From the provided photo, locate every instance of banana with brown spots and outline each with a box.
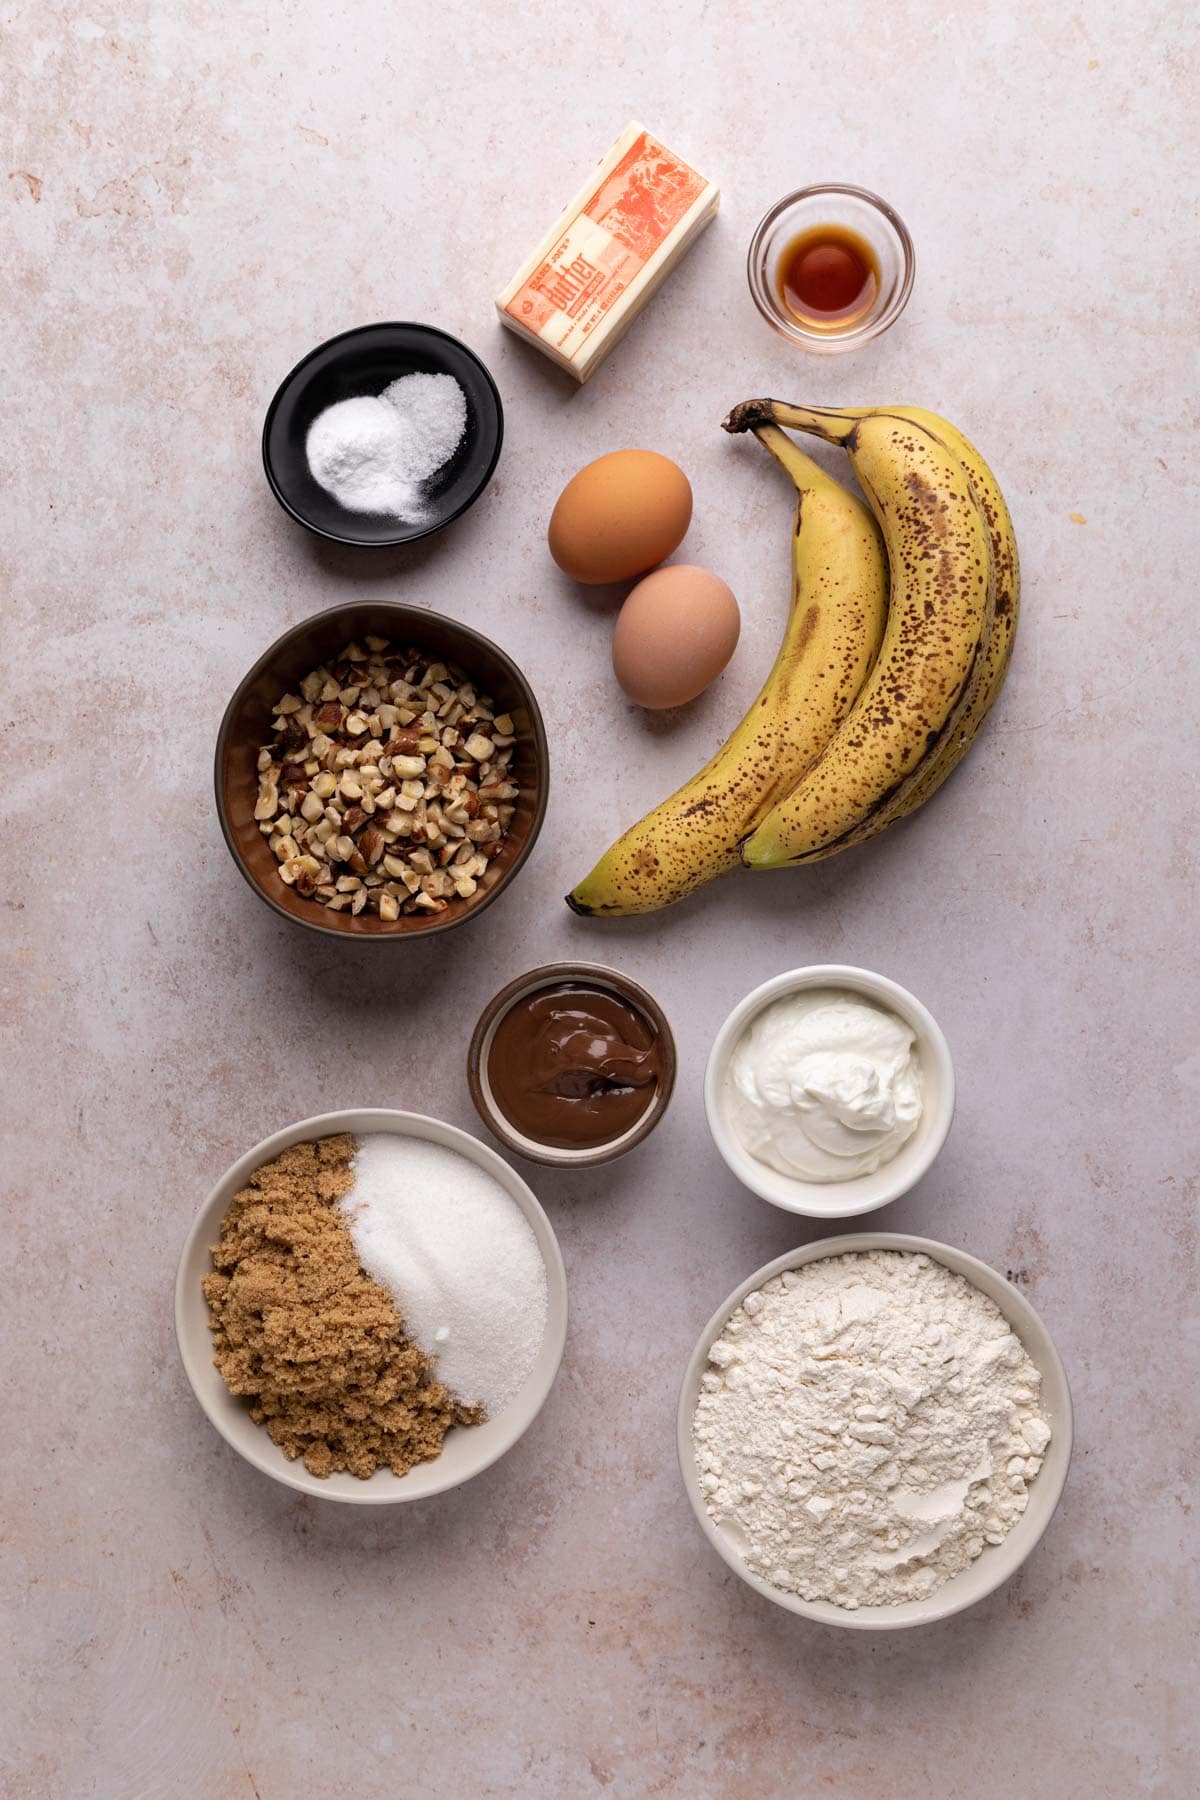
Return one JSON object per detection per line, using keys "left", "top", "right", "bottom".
{"left": 566, "top": 426, "right": 887, "bottom": 916}
{"left": 825, "top": 406, "right": 1019, "bottom": 848}
{"left": 740, "top": 405, "right": 1019, "bottom": 860}
{"left": 727, "top": 402, "right": 996, "bottom": 870}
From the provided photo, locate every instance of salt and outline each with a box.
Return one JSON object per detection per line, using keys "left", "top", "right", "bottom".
{"left": 381, "top": 373, "right": 468, "bottom": 480}
{"left": 341, "top": 1134, "right": 548, "bottom": 1415}
{"left": 304, "top": 372, "right": 467, "bottom": 521}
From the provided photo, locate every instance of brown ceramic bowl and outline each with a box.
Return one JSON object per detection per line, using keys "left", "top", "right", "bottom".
{"left": 215, "top": 602, "right": 548, "bottom": 938}
{"left": 467, "top": 962, "right": 677, "bottom": 1166}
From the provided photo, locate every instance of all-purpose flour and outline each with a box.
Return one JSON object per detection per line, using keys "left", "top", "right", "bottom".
{"left": 692, "top": 1250, "right": 1051, "bottom": 1609}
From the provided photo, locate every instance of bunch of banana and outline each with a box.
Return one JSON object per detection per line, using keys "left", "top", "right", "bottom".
{"left": 730, "top": 401, "right": 1012, "bottom": 867}
{"left": 566, "top": 428, "right": 888, "bottom": 915}
{"left": 566, "top": 401, "right": 1018, "bottom": 913}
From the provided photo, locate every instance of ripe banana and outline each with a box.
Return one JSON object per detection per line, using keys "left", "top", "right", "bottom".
{"left": 566, "top": 427, "right": 887, "bottom": 915}
{"left": 744, "top": 405, "right": 1019, "bottom": 860}
{"left": 727, "top": 401, "right": 996, "bottom": 869}
{"left": 860, "top": 407, "right": 1018, "bottom": 829}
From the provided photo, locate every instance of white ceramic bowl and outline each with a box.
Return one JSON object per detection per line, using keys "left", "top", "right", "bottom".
{"left": 704, "top": 964, "right": 955, "bottom": 1218}
{"left": 677, "top": 1233, "right": 1073, "bottom": 1629}
{"left": 175, "top": 1107, "right": 567, "bottom": 1504}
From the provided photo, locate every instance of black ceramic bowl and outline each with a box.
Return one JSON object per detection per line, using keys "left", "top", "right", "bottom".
{"left": 262, "top": 323, "right": 503, "bottom": 547}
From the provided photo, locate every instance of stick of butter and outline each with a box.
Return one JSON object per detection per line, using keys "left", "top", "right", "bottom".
{"left": 496, "top": 122, "right": 719, "bottom": 383}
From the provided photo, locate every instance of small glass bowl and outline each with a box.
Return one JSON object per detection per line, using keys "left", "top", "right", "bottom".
{"left": 747, "top": 184, "right": 915, "bottom": 354}
{"left": 467, "top": 963, "right": 676, "bottom": 1168}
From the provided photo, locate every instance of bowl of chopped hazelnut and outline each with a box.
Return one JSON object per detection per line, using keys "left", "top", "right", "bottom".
{"left": 215, "top": 603, "right": 549, "bottom": 936}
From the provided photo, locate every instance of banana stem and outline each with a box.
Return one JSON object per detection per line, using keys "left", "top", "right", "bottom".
{"left": 723, "top": 399, "right": 865, "bottom": 446}
{"left": 767, "top": 401, "right": 861, "bottom": 443}
{"left": 748, "top": 422, "right": 837, "bottom": 491}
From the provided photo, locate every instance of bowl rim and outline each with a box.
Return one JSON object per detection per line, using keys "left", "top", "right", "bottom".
{"left": 704, "top": 964, "right": 955, "bottom": 1217}
{"left": 676, "top": 1231, "right": 1074, "bottom": 1628}
{"left": 175, "top": 1106, "right": 568, "bottom": 1504}
{"left": 465, "top": 960, "right": 678, "bottom": 1166}
{"left": 213, "top": 599, "right": 549, "bottom": 940}
{"left": 746, "top": 183, "right": 916, "bottom": 354}
{"left": 261, "top": 319, "right": 504, "bottom": 547}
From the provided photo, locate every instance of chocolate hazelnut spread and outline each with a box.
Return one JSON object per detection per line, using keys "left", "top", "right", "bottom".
{"left": 487, "top": 983, "right": 664, "bottom": 1150}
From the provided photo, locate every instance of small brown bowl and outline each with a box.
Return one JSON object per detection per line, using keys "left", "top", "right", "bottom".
{"left": 467, "top": 962, "right": 677, "bottom": 1166}
{"left": 215, "top": 601, "right": 548, "bottom": 938}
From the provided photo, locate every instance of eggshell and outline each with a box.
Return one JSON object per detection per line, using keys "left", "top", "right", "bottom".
{"left": 612, "top": 566, "right": 740, "bottom": 709}
{"left": 548, "top": 450, "right": 692, "bottom": 585}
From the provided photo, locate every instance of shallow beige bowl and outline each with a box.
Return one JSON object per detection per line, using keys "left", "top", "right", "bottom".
{"left": 677, "top": 1233, "right": 1073, "bottom": 1629}
{"left": 176, "top": 1107, "right": 568, "bottom": 1504}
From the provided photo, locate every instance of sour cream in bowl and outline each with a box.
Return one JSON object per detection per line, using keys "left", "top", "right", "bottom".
{"left": 705, "top": 967, "right": 954, "bottom": 1218}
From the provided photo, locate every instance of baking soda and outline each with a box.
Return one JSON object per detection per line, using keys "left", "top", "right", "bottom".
{"left": 305, "top": 373, "right": 467, "bottom": 520}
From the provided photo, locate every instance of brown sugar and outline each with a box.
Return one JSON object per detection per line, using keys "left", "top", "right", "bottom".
{"left": 202, "top": 1134, "right": 481, "bottom": 1479}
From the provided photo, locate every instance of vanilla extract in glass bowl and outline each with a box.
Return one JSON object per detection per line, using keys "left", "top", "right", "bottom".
{"left": 778, "top": 223, "right": 880, "bottom": 330}
{"left": 747, "top": 184, "right": 915, "bottom": 353}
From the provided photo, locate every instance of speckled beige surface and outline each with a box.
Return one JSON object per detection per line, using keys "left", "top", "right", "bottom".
{"left": 5, "top": 4, "right": 1198, "bottom": 1796}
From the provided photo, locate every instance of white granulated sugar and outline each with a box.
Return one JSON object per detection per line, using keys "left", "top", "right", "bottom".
{"left": 342, "top": 1134, "right": 547, "bottom": 1415}
{"left": 692, "top": 1250, "right": 1051, "bottom": 1610}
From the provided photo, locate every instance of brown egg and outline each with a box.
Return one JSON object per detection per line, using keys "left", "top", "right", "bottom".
{"left": 612, "top": 565, "right": 740, "bottom": 709}
{"left": 548, "top": 450, "right": 692, "bottom": 585}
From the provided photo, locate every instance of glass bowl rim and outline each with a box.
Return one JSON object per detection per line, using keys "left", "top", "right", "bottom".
{"left": 746, "top": 183, "right": 916, "bottom": 351}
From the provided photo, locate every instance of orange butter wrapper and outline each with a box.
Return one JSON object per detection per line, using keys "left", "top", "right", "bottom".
{"left": 496, "top": 122, "right": 719, "bottom": 382}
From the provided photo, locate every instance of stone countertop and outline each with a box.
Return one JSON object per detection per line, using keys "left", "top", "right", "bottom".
{"left": 5, "top": 4, "right": 1197, "bottom": 1796}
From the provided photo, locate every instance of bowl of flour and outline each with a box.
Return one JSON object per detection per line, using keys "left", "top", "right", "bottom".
{"left": 678, "top": 1235, "right": 1072, "bottom": 1628}
{"left": 262, "top": 323, "right": 503, "bottom": 546}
